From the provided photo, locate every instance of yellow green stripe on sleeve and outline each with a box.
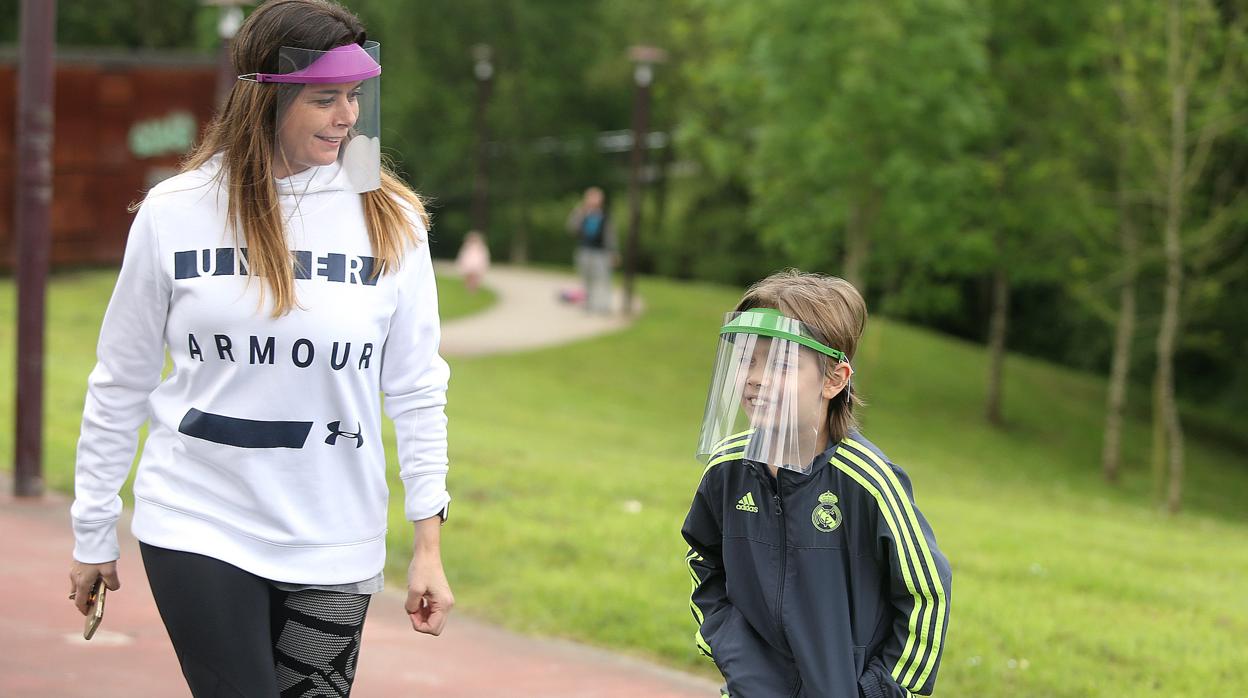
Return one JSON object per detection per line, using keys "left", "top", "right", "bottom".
{"left": 830, "top": 445, "right": 943, "bottom": 693}
{"left": 843, "top": 438, "right": 948, "bottom": 691}
{"left": 686, "top": 550, "right": 714, "bottom": 659}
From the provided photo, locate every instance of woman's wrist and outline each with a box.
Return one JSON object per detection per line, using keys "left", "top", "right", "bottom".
{"left": 411, "top": 515, "right": 442, "bottom": 554}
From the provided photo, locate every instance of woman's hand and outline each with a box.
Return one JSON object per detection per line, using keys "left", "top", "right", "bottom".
{"left": 405, "top": 516, "right": 454, "bottom": 636}
{"left": 68, "top": 559, "right": 120, "bottom": 616}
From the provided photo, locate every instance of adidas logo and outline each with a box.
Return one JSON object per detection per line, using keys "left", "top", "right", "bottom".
{"left": 735, "top": 492, "right": 759, "bottom": 513}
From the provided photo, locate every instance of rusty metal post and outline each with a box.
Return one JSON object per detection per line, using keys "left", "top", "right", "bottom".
{"left": 470, "top": 44, "right": 494, "bottom": 237}
{"left": 623, "top": 46, "right": 666, "bottom": 316}
{"left": 14, "top": 0, "right": 57, "bottom": 498}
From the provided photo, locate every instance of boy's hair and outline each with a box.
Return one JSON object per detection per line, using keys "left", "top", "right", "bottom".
{"left": 734, "top": 269, "right": 867, "bottom": 444}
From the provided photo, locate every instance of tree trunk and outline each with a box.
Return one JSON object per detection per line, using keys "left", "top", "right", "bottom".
{"left": 1157, "top": 0, "right": 1187, "bottom": 513}
{"left": 509, "top": 151, "right": 531, "bottom": 264}
{"left": 510, "top": 184, "right": 531, "bottom": 265}
{"left": 1102, "top": 139, "right": 1138, "bottom": 484}
{"left": 985, "top": 242, "right": 1009, "bottom": 427}
{"left": 843, "top": 193, "right": 875, "bottom": 293}
{"left": 505, "top": 4, "right": 529, "bottom": 265}
{"left": 651, "top": 134, "right": 675, "bottom": 268}
{"left": 1151, "top": 373, "right": 1167, "bottom": 502}
{"left": 1156, "top": 267, "right": 1184, "bottom": 512}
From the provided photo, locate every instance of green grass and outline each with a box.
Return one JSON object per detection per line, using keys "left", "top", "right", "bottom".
{"left": 3, "top": 270, "right": 1246, "bottom": 696}
{"left": 434, "top": 273, "right": 497, "bottom": 321}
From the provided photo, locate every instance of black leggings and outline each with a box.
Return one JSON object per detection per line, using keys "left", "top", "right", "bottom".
{"left": 141, "top": 543, "right": 371, "bottom": 698}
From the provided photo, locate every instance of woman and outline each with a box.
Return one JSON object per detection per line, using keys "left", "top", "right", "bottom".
{"left": 66, "top": 1, "right": 453, "bottom": 694}
{"left": 565, "top": 186, "right": 616, "bottom": 314}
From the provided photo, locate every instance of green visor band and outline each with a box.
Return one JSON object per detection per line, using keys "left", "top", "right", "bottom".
{"left": 720, "top": 308, "right": 848, "bottom": 363}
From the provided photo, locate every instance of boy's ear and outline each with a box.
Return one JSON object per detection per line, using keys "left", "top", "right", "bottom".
{"left": 822, "top": 364, "right": 851, "bottom": 400}
{"left": 821, "top": 377, "right": 838, "bottom": 400}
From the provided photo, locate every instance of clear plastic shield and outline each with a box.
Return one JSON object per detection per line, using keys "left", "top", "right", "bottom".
{"left": 249, "top": 42, "right": 382, "bottom": 193}
{"left": 696, "top": 310, "right": 844, "bottom": 474}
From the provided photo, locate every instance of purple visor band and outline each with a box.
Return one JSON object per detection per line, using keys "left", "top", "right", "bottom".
{"left": 240, "top": 43, "right": 381, "bottom": 84}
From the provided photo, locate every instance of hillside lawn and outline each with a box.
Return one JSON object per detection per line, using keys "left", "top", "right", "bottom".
{"left": 1, "top": 269, "right": 1245, "bottom": 697}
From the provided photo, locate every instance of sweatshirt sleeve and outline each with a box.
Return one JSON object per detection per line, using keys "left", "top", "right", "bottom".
{"left": 860, "top": 465, "right": 952, "bottom": 698}
{"left": 70, "top": 202, "right": 171, "bottom": 563}
{"left": 380, "top": 230, "right": 451, "bottom": 523}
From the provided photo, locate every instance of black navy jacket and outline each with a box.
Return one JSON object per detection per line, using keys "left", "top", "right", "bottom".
{"left": 682, "top": 432, "right": 951, "bottom": 697}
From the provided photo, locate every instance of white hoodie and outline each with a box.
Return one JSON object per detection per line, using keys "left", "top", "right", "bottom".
{"left": 70, "top": 156, "right": 450, "bottom": 585}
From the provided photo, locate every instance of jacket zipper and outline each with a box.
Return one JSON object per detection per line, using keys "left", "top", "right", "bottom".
{"left": 773, "top": 468, "right": 787, "bottom": 643}
{"left": 751, "top": 464, "right": 792, "bottom": 654}
{"left": 778, "top": 470, "right": 807, "bottom": 698}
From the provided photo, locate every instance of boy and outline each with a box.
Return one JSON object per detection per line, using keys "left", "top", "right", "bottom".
{"left": 682, "top": 270, "right": 951, "bottom": 697}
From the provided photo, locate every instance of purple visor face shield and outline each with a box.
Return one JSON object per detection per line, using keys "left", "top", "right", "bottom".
{"left": 240, "top": 41, "right": 382, "bottom": 193}
{"left": 240, "top": 42, "right": 382, "bottom": 84}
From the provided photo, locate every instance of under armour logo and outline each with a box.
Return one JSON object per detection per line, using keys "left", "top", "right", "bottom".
{"left": 325, "top": 421, "right": 364, "bottom": 448}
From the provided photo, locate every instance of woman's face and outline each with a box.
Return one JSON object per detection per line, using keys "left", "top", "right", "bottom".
{"left": 275, "top": 81, "right": 362, "bottom": 176}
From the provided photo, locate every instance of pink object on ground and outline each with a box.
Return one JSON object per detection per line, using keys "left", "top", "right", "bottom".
{"left": 559, "top": 286, "right": 587, "bottom": 304}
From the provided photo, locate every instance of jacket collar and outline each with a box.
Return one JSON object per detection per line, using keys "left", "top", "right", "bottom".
{"left": 745, "top": 439, "right": 843, "bottom": 485}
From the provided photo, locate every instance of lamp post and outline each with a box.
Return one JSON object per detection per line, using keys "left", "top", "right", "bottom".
{"left": 14, "top": 0, "right": 56, "bottom": 498}
{"left": 623, "top": 45, "right": 666, "bottom": 316}
{"left": 203, "top": 0, "right": 249, "bottom": 107}
{"left": 470, "top": 43, "right": 494, "bottom": 237}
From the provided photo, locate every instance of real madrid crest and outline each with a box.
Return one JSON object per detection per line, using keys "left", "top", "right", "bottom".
{"left": 812, "top": 491, "right": 843, "bottom": 533}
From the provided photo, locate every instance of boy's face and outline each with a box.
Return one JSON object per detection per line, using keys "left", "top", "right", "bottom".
{"left": 739, "top": 338, "right": 835, "bottom": 436}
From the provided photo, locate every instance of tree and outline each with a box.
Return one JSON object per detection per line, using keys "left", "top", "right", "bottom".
{"left": 978, "top": 0, "right": 1103, "bottom": 426}
{"left": 1, "top": 0, "right": 213, "bottom": 49}
{"left": 353, "top": 0, "right": 632, "bottom": 261}
{"left": 1109, "top": 0, "right": 1247, "bottom": 511}
{"left": 674, "top": 0, "right": 991, "bottom": 295}
{"left": 1100, "top": 127, "right": 1142, "bottom": 484}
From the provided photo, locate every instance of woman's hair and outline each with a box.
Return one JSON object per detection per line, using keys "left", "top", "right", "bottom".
{"left": 179, "top": 0, "right": 428, "bottom": 317}
{"left": 734, "top": 269, "right": 868, "bottom": 444}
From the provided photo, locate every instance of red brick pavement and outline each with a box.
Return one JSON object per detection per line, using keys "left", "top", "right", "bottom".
{"left": 0, "top": 495, "right": 720, "bottom": 698}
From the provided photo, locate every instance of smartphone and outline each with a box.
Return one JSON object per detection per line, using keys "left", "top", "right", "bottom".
{"left": 83, "top": 578, "right": 106, "bottom": 640}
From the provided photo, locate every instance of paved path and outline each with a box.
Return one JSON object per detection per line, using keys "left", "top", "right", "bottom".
{"left": 437, "top": 263, "right": 638, "bottom": 358}
{"left": 0, "top": 497, "right": 720, "bottom": 697}
{"left": 1, "top": 267, "right": 721, "bottom": 697}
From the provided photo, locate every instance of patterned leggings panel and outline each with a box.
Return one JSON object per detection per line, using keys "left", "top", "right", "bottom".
{"left": 141, "top": 542, "right": 371, "bottom": 698}
{"left": 272, "top": 590, "right": 370, "bottom": 697}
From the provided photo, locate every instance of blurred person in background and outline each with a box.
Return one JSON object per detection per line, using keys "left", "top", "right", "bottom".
{"left": 65, "top": 1, "right": 453, "bottom": 695}
{"left": 566, "top": 185, "right": 616, "bottom": 314}
{"left": 455, "top": 229, "right": 490, "bottom": 293}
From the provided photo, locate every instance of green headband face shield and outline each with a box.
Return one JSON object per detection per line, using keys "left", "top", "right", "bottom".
{"left": 696, "top": 308, "right": 851, "bottom": 474}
